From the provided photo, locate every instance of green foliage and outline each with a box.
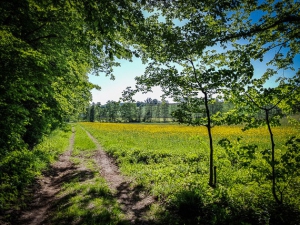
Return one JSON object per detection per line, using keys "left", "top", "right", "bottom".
{"left": 0, "top": 149, "right": 36, "bottom": 209}
{"left": 105, "top": 101, "right": 121, "bottom": 122}
{"left": 226, "top": 73, "right": 300, "bottom": 204}
{"left": 263, "top": 136, "right": 300, "bottom": 204}
{"left": 89, "top": 103, "right": 95, "bottom": 122}
{"left": 86, "top": 100, "right": 178, "bottom": 123}
{"left": 143, "top": 0, "right": 300, "bottom": 73}
{"left": 164, "top": 188, "right": 276, "bottom": 225}
{"left": 0, "top": 0, "right": 146, "bottom": 155}
{"left": 120, "top": 102, "right": 138, "bottom": 122}
{"left": 218, "top": 137, "right": 257, "bottom": 168}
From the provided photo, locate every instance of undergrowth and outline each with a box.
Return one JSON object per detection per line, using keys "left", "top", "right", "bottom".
{"left": 0, "top": 124, "right": 72, "bottom": 214}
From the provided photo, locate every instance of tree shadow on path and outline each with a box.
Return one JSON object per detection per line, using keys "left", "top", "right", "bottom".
{"left": 15, "top": 155, "right": 95, "bottom": 225}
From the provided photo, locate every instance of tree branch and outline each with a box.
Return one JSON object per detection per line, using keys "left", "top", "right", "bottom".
{"left": 27, "top": 34, "right": 58, "bottom": 44}
{"left": 245, "top": 93, "right": 264, "bottom": 110}
{"left": 187, "top": 58, "right": 203, "bottom": 91}
{"left": 269, "top": 85, "right": 298, "bottom": 111}
{"left": 216, "top": 15, "right": 300, "bottom": 43}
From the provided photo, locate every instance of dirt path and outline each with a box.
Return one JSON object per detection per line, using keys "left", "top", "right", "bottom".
{"left": 16, "top": 128, "right": 76, "bottom": 225}
{"left": 84, "top": 128, "right": 156, "bottom": 224}
{"left": 13, "top": 126, "right": 156, "bottom": 225}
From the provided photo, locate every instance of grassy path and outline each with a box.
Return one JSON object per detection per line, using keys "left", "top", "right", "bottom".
{"left": 82, "top": 126, "right": 156, "bottom": 224}
{"left": 15, "top": 125, "right": 157, "bottom": 225}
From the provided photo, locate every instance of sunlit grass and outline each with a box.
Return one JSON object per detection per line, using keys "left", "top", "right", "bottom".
{"left": 52, "top": 176, "right": 126, "bottom": 225}
{"left": 33, "top": 124, "right": 74, "bottom": 171}
{"left": 73, "top": 124, "right": 96, "bottom": 156}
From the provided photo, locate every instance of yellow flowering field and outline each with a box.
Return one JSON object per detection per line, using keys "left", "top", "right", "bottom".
{"left": 80, "top": 122, "right": 298, "bottom": 149}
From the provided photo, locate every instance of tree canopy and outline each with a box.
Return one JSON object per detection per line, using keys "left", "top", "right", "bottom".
{"left": 0, "top": 0, "right": 145, "bottom": 151}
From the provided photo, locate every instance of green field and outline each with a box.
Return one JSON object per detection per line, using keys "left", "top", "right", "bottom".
{"left": 80, "top": 122, "right": 300, "bottom": 224}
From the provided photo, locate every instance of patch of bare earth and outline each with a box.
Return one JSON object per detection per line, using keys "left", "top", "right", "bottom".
{"left": 84, "top": 129, "right": 157, "bottom": 224}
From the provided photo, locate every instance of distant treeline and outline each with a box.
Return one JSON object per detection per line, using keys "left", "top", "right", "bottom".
{"left": 80, "top": 98, "right": 233, "bottom": 123}
{"left": 79, "top": 97, "right": 287, "bottom": 123}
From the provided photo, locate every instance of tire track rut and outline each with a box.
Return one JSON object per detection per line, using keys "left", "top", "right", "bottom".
{"left": 83, "top": 127, "right": 156, "bottom": 224}
{"left": 14, "top": 126, "right": 156, "bottom": 225}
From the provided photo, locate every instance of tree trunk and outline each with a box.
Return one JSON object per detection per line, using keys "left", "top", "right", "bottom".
{"left": 266, "top": 109, "right": 282, "bottom": 204}
{"left": 204, "top": 92, "right": 216, "bottom": 187}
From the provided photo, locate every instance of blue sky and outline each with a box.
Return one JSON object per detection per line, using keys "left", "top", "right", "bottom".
{"left": 89, "top": 10, "right": 176, "bottom": 104}
{"left": 89, "top": 57, "right": 168, "bottom": 104}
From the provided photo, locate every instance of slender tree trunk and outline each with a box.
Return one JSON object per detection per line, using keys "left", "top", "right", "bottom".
{"left": 265, "top": 109, "right": 282, "bottom": 204}
{"left": 204, "top": 92, "right": 215, "bottom": 187}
